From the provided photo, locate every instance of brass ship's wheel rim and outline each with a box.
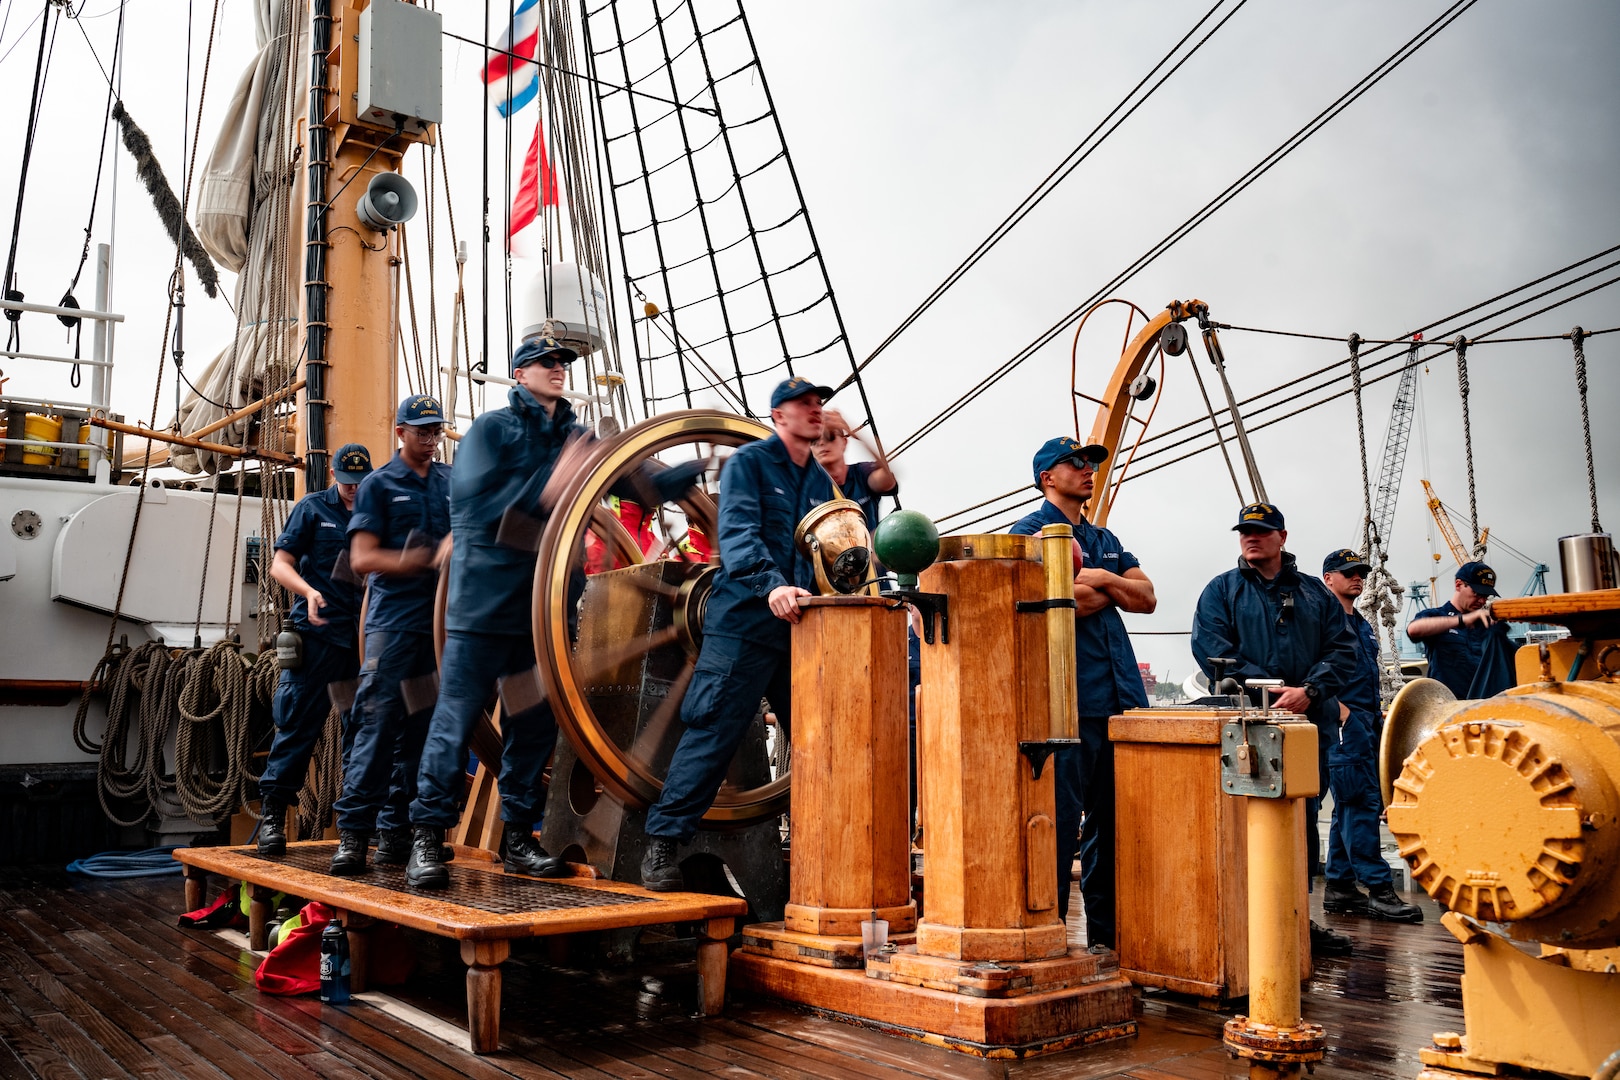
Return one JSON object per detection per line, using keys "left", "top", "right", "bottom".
{"left": 535, "top": 410, "right": 788, "bottom": 827}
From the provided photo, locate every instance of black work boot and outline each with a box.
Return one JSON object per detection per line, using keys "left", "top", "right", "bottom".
{"left": 1309, "top": 919, "right": 1353, "bottom": 958}
{"left": 374, "top": 827, "right": 412, "bottom": 865}
{"left": 406, "top": 825, "right": 450, "bottom": 889}
{"left": 502, "top": 824, "right": 567, "bottom": 878}
{"left": 257, "top": 800, "right": 288, "bottom": 857}
{"left": 329, "top": 829, "right": 370, "bottom": 876}
{"left": 1322, "top": 879, "right": 1370, "bottom": 916}
{"left": 640, "top": 837, "right": 683, "bottom": 892}
{"left": 1365, "top": 884, "right": 1423, "bottom": 923}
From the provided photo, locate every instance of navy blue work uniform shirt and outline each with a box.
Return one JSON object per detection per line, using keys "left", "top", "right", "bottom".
{"left": 1191, "top": 553, "right": 1359, "bottom": 724}
{"left": 348, "top": 452, "right": 452, "bottom": 634}
{"left": 703, "top": 435, "right": 836, "bottom": 652}
{"left": 838, "top": 460, "right": 897, "bottom": 533}
{"left": 1329, "top": 605, "right": 1382, "bottom": 766}
{"left": 274, "top": 485, "right": 362, "bottom": 647}
{"left": 445, "top": 387, "right": 586, "bottom": 635}
{"left": 1410, "top": 600, "right": 1504, "bottom": 699}
{"left": 1008, "top": 500, "right": 1149, "bottom": 717}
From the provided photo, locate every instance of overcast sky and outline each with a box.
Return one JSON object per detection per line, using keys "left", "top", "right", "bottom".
{"left": 2, "top": 0, "right": 1616, "bottom": 685}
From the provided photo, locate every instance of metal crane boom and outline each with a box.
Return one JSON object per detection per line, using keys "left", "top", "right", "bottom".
{"left": 1367, "top": 339, "right": 1424, "bottom": 552}
{"left": 1422, "top": 479, "right": 1475, "bottom": 566}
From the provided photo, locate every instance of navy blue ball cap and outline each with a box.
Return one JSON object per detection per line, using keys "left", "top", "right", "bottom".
{"left": 1233, "top": 502, "right": 1285, "bottom": 532}
{"left": 332, "top": 443, "right": 373, "bottom": 484}
{"left": 769, "top": 376, "right": 834, "bottom": 409}
{"left": 1457, "top": 560, "right": 1498, "bottom": 597}
{"left": 1031, "top": 436, "right": 1108, "bottom": 485}
{"left": 512, "top": 335, "right": 578, "bottom": 373}
{"left": 1322, "top": 548, "right": 1371, "bottom": 576}
{"left": 396, "top": 394, "right": 445, "bottom": 427}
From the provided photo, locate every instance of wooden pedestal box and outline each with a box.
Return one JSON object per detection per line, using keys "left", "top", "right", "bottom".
{"left": 1109, "top": 709, "right": 1310, "bottom": 1001}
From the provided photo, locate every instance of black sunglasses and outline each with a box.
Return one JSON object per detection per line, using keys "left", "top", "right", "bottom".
{"left": 526, "top": 354, "right": 574, "bottom": 370}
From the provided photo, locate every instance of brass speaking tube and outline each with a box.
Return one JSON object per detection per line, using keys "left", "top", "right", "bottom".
{"left": 1039, "top": 523, "right": 1078, "bottom": 742}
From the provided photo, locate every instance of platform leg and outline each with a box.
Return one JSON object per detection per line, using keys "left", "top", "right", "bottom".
{"left": 460, "top": 940, "right": 511, "bottom": 1053}
{"left": 248, "top": 884, "right": 273, "bottom": 952}
{"left": 340, "top": 912, "right": 372, "bottom": 994}
{"left": 182, "top": 865, "right": 207, "bottom": 912}
{"left": 696, "top": 917, "right": 734, "bottom": 1017}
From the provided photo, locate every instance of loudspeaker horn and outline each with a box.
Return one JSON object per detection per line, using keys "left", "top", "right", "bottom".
{"left": 356, "top": 172, "right": 418, "bottom": 231}
{"left": 1378, "top": 676, "right": 1468, "bottom": 805}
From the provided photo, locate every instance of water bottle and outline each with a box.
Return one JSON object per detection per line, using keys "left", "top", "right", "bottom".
{"left": 318, "top": 920, "right": 351, "bottom": 1004}
{"left": 275, "top": 619, "right": 303, "bottom": 670}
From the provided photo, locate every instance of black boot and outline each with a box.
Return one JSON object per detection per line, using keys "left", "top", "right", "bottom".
{"left": 1365, "top": 884, "right": 1423, "bottom": 923}
{"left": 330, "top": 829, "right": 370, "bottom": 876}
{"left": 257, "top": 800, "right": 288, "bottom": 857}
{"left": 502, "top": 824, "right": 567, "bottom": 878}
{"left": 374, "top": 828, "right": 412, "bottom": 865}
{"left": 406, "top": 825, "right": 450, "bottom": 889}
{"left": 1322, "top": 879, "right": 1369, "bottom": 916}
{"left": 640, "top": 837, "right": 683, "bottom": 892}
{"left": 1309, "top": 919, "right": 1353, "bottom": 957}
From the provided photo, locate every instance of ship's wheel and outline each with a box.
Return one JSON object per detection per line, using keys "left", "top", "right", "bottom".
{"left": 533, "top": 410, "right": 786, "bottom": 827}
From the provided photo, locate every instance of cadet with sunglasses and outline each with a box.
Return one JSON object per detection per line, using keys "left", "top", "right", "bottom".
{"left": 331, "top": 395, "right": 453, "bottom": 875}
{"left": 1191, "top": 503, "right": 1360, "bottom": 957}
{"left": 1319, "top": 550, "right": 1422, "bottom": 923}
{"left": 1009, "top": 436, "right": 1156, "bottom": 950}
{"left": 257, "top": 443, "right": 373, "bottom": 857}
{"left": 405, "top": 337, "right": 587, "bottom": 888}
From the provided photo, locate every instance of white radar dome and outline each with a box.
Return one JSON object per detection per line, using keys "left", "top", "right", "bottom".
{"left": 519, "top": 262, "right": 611, "bottom": 358}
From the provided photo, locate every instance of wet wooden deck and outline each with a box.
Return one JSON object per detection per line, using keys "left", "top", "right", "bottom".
{"left": 0, "top": 866, "right": 1461, "bottom": 1079}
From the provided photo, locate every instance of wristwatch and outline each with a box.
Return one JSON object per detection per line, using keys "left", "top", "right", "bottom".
{"left": 1456, "top": 613, "right": 1465, "bottom": 629}
{"left": 1303, "top": 683, "right": 1322, "bottom": 704}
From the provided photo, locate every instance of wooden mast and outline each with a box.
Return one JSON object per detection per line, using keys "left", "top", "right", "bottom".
{"left": 299, "top": 0, "right": 435, "bottom": 494}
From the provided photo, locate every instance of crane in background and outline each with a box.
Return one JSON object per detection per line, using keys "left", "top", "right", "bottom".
{"left": 1366, "top": 338, "right": 1426, "bottom": 554}
{"left": 1421, "top": 478, "right": 1488, "bottom": 591}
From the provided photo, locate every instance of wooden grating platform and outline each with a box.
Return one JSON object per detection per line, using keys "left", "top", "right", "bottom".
{"left": 174, "top": 840, "right": 746, "bottom": 1052}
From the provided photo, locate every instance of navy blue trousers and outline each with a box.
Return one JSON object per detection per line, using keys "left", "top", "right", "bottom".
{"left": 335, "top": 630, "right": 436, "bottom": 833}
{"left": 1326, "top": 758, "right": 1392, "bottom": 887}
{"left": 411, "top": 630, "right": 559, "bottom": 830}
{"left": 1058, "top": 718, "right": 1116, "bottom": 947}
{"left": 259, "top": 635, "right": 359, "bottom": 804}
{"left": 645, "top": 634, "right": 789, "bottom": 843}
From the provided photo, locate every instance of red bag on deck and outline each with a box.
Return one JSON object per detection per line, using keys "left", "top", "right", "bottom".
{"left": 254, "top": 901, "right": 416, "bottom": 995}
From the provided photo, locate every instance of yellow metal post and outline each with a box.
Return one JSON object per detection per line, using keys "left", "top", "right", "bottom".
{"left": 1038, "top": 523, "right": 1077, "bottom": 742}
{"left": 1245, "top": 797, "right": 1302, "bottom": 1079}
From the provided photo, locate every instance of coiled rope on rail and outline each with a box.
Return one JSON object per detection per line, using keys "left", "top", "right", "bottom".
{"left": 174, "top": 641, "right": 258, "bottom": 824}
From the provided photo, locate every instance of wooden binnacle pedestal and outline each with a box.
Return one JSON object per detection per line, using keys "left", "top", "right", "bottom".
{"left": 739, "top": 596, "right": 916, "bottom": 968}
{"left": 731, "top": 534, "right": 1135, "bottom": 1057}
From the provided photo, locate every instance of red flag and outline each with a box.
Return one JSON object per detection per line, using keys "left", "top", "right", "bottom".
{"left": 511, "top": 116, "right": 558, "bottom": 236}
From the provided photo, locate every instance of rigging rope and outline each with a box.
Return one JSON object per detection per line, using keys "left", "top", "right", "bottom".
{"left": 1454, "top": 334, "right": 1482, "bottom": 555}
{"left": 887, "top": 0, "right": 1482, "bottom": 461}
{"left": 852, "top": 0, "right": 1249, "bottom": 380}
{"left": 1347, "top": 332, "right": 1406, "bottom": 701}
{"left": 3, "top": 0, "right": 60, "bottom": 352}
{"left": 1570, "top": 325, "right": 1602, "bottom": 533}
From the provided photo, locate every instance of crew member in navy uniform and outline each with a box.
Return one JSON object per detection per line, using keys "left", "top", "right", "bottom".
{"left": 809, "top": 408, "right": 896, "bottom": 532}
{"left": 257, "top": 443, "right": 373, "bottom": 856}
{"left": 1191, "top": 502, "right": 1359, "bottom": 957}
{"left": 332, "top": 395, "right": 452, "bottom": 875}
{"left": 1009, "top": 436, "right": 1156, "bottom": 951}
{"left": 1405, "top": 561, "right": 1509, "bottom": 698}
{"left": 405, "top": 338, "right": 586, "bottom": 888}
{"left": 640, "top": 376, "right": 837, "bottom": 891}
{"left": 1318, "top": 549, "right": 1422, "bottom": 923}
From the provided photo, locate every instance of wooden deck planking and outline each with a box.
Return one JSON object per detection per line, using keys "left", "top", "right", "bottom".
{"left": 0, "top": 868, "right": 1466, "bottom": 1080}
